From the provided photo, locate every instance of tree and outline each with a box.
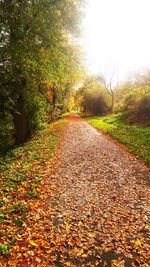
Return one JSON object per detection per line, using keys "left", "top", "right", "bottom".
{"left": 0, "top": 0, "right": 84, "bottom": 148}
{"left": 113, "top": 69, "right": 150, "bottom": 124}
{"left": 99, "top": 71, "right": 118, "bottom": 113}
{"left": 75, "top": 75, "right": 110, "bottom": 115}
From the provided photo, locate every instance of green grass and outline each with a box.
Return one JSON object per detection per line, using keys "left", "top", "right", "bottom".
{"left": 85, "top": 113, "right": 150, "bottom": 165}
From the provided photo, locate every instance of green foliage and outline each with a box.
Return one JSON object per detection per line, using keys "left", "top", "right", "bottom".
{"left": 114, "top": 70, "right": 150, "bottom": 124}
{"left": 0, "top": 243, "right": 10, "bottom": 256}
{"left": 85, "top": 114, "right": 150, "bottom": 165}
{"left": 75, "top": 76, "right": 110, "bottom": 114}
{"left": 0, "top": 113, "right": 14, "bottom": 152}
{"left": 25, "top": 92, "right": 50, "bottom": 133}
{"left": 0, "top": 0, "right": 84, "bottom": 149}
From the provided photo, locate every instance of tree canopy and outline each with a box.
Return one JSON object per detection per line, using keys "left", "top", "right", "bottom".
{"left": 0, "top": 0, "right": 84, "bottom": 150}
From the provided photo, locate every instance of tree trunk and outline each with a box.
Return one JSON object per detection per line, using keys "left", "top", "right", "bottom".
{"left": 13, "top": 94, "right": 29, "bottom": 145}
{"left": 50, "top": 87, "right": 57, "bottom": 121}
{"left": 110, "top": 91, "right": 114, "bottom": 113}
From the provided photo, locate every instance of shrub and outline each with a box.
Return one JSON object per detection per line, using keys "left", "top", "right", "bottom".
{"left": 0, "top": 112, "right": 15, "bottom": 153}
{"left": 123, "top": 94, "right": 138, "bottom": 112}
{"left": 136, "top": 95, "right": 150, "bottom": 122}
{"left": 83, "top": 95, "right": 109, "bottom": 115}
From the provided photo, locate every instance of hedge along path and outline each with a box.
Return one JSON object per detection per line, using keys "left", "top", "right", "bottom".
{"left": 1, "top": 114, "right": 150, "bottom": 266}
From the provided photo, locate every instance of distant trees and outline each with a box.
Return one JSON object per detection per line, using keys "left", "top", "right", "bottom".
{"left": 75, "top": 76, "right": 110, "bottom": 115}
{"left": 75, "top": 70, "right": 150, "bottom": 124}
{"left": 114, "top": 70, "right": 150, "bottom": 124}
{"left": 0, "top": 0, "right": 84, "bottom": 150}
{"left": 99, "top": 71, "right": 118, "bottom": 114}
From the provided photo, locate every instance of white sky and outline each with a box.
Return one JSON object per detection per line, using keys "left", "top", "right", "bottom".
{"left": 82, "top": 0, "right": 150, "bottom": 81}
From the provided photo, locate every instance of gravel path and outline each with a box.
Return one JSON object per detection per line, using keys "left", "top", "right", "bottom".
{"left": 43, "top": 115, "right": 150, "bottom": 266}
{"left": 13, "top": 115, "right": 150, "bottom": 266}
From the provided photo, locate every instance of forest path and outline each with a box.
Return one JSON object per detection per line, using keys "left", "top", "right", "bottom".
{"left": 11, "top": 114, "right": 150, "bottom": 266}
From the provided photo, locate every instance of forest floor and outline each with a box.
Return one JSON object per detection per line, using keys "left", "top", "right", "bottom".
{"left": 0, "top": 114, "right": 150, "bottom": 266}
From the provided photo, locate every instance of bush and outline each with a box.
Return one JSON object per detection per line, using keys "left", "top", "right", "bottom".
{"left": 26, "top": 93, "right": 50, "bottom": 134}
{"left": 123, "top": 94, "right": 138, "bottom": 112}
{"left": 0, "top": 113, "right": 15, "bottom": 153}
{"left": 136, "top": 95, "right": 150, "bottom": 122}
{"left": 83, "top": 95, "right": 109, "bottom": 115}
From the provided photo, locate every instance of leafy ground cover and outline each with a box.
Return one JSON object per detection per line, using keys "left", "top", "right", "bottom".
{"left": 84, "top": 113, "right": 150, "bottom": 165}
{"left": 0, "top": 118, "right": 67, "bottom": 263}
{"left": 0, "top": 114, "right": 149, "bottom": 266}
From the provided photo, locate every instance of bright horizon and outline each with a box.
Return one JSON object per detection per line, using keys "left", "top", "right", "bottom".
{"left": 82, "top": 0, "right": 150, "bottom": 82}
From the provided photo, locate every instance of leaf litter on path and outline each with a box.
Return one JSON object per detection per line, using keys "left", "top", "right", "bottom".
{"left": 0, "top": 114, "right": 150, "bottom": 266}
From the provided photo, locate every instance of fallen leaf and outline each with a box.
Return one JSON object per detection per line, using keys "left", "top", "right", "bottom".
{"left": 29, "top": 240, "right": 38, "bottom": 247}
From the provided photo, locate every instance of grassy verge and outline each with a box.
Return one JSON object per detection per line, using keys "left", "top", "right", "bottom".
{"left": 0, "top": 118, "right": 67, "bottom": 258}
{"left": 85, "top": 113, "right": 150, "bottom": 165}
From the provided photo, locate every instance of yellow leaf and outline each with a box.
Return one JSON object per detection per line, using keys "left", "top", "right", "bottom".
{"left": 77, "top": 248, "right": 84, "bottom": 256}
{"left": 135, "top": 239, "right": 142, "bottom": 247}
{"left": 65, "top": 262, "right": 71, "bottom": 267}
{"left": 66, "top": 223, "right": 71, "bottom": 229}
{"left": 29, "top": 240, "right": 38, "bottom": 247}
{"left": 17, "top": 253, "right": 22, "bottom": 258}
